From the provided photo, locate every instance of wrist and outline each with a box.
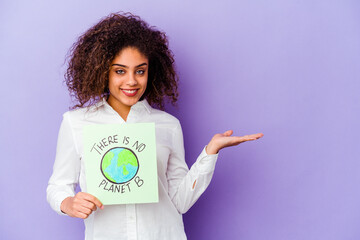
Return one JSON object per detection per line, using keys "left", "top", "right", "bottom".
{"left": 60, "top": 197, "right": 71, "bottom": 214}
{"left": 206, "top": 144, "right": 219, "bottom": 155}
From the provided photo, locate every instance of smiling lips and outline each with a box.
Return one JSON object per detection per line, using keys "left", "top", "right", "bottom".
{"left": 121, "top": 88, "right": 139, "bottom": 97}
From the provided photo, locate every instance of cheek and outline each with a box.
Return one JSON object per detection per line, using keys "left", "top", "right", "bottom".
{"left": 140, "top": 75, "right": 148, "bottom": 89}
{"left": 108, "top": 79, "right": 120, "bottom": 94}
{"left": 108, "top": 79, "right": 115, "bottom": 90}
{"left": 144, "top": 78, "right": 148, "bottom": 87}
{"left": 108, "top": 75, "right": 121, "bottom": 87}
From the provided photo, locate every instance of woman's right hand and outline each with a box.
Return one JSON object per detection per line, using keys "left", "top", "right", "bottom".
{"left": 60, "top": 192, "right": 104, "bottom": 219}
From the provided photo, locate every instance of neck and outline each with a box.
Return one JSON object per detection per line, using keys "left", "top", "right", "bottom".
{"left": 107, "top": 97, "right": 131, "bottom": 121}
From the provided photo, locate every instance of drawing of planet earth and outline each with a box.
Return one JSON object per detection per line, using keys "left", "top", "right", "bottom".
{"left": 101, "top": 147, "right": 139, "bottom": 184}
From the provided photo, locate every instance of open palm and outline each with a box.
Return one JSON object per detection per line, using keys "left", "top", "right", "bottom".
{"left": 206, "top": 130, "right": 264, "bottom": 155}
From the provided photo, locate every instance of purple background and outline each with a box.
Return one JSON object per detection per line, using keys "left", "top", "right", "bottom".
{"left": 1, "top": 1, "right": 360, "bottom": 239}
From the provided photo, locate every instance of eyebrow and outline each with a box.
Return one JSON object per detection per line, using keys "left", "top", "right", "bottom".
{"left": 111, "top": 63, "right": 148, "bottom": 68}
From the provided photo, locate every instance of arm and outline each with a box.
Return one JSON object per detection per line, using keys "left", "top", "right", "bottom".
{"left": 47, "top": 113, "right": 102, "bottom": 219}
{"left": 167, "top": 124, "right": 263, "bottom": 214}
{"left": 47, "top": 113, "right": 80, "bottom": 215}
{"left": 167, "top": 123, "right": 219, "bottom": 214}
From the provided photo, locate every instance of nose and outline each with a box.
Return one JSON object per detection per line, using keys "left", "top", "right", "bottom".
{"left": 126, "top": 72, "right": 137, "bottom": 86}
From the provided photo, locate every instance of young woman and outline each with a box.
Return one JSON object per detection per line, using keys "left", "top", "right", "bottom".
{"left": 47, "top": 12, "right": 263, "bottom": 240}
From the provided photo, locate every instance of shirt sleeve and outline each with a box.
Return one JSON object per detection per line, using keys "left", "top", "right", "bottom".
{"left": 167, "top": 122, "right": 218, "bottom": 214}
{"left": 46, "top": 112, "right": 81, "bottom": 215}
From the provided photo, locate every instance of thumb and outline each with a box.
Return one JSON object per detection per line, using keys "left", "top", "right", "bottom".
{"left": 223, "top": 130, "right": 233, "bottom": 136}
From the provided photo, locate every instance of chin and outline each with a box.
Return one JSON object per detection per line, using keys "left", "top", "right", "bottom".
{"left": 123, "top": 98, "right": 141, "bottom": 106}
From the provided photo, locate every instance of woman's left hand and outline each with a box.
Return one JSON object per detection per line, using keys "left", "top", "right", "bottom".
{"left": 206, "top": 130, "right": 264, "bottom": 155}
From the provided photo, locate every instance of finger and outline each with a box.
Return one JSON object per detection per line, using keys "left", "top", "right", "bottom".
{"left": 82, "top": 193, "right": 104, "bottom": 209}
{"left": 78, "top": 205, "right": 93, "bottom": 216}
{"left": 223, "top": 130, "right": 233, "bottom": 136}
{"left": 236, "top": 133, "right": 263, "bottom": 141}
{"left": 241, "top": 135, "right": 256, "bottom": 141}
{"left": 230, "top": 135, "right": 257, "bottom": 144}
{"left": 75, "top": 211, "right": 89, "bottom": 219}
{"left": 75, "top": 192, "right": 102, "bottom": 210}
{"left": 247, "top": 133, "right": 264, "bottom": 140}
{"left": 232, "top": 136, "right": 249, "bottom": 144}
{"left": 81, "top": 201, "right": 97, "bottom": 211}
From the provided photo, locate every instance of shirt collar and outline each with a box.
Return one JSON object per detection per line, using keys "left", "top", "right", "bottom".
{"left": 97, "top": 97, "right": 152, "bottom": 115}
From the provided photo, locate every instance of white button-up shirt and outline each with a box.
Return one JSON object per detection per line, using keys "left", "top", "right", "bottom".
{"left": 47, "top": 98, "right": 218, "bottom": 240}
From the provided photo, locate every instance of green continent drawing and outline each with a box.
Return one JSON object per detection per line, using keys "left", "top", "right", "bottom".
{"left": 100, "top": 147, "right": 139, "bottom": 184}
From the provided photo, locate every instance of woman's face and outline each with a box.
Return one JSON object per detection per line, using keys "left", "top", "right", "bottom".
{"left": 107, "top": 47, "right": 148, "bottom": 113}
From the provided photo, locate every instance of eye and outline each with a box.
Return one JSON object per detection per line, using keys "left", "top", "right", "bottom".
{"left": 115, "top": 69, "right": 125, "bottom": 74}
{"left": 136, "top": 69, "right": 145, "bottom": 75}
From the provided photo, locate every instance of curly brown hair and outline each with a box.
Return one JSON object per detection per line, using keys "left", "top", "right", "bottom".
{"left": 65, "top": 12, "right": 178, "bottom": 109}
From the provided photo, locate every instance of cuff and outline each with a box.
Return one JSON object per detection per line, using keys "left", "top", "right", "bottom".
{"left": 195, "top": 146, "right": 219, "bottom": 173}
{"left": 53, "top": 192, "right": 73, "bottom": 216}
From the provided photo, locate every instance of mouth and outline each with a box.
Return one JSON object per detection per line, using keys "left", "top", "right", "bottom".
{"left": 121, "top": 88, "right": 139, "bottom": 97}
